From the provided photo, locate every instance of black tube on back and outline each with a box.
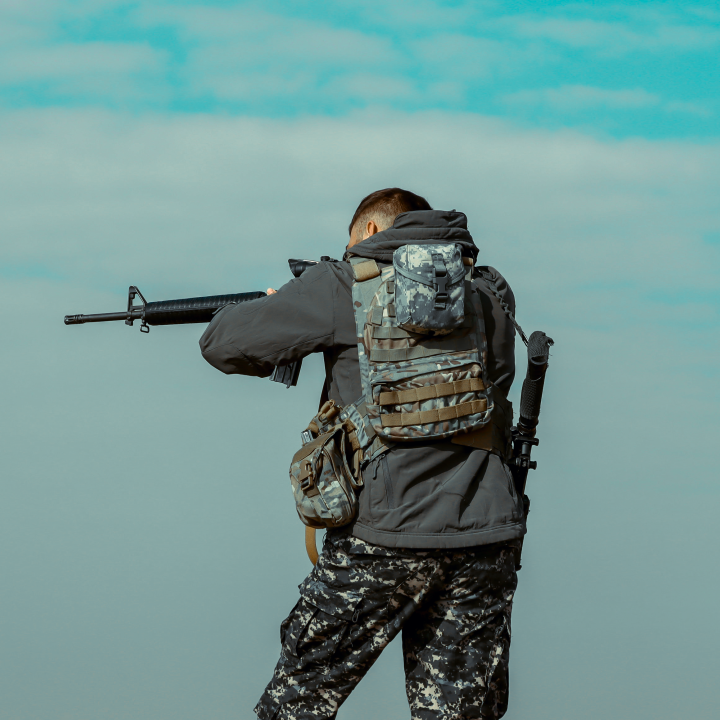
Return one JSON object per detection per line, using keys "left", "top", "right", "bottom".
{"left": 518, "top": 331, "right": 554, "bottom": 432}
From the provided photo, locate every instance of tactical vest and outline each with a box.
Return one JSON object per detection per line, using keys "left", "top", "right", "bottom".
{"left": 345, "top": 244, "right": 513, "bottom": 463}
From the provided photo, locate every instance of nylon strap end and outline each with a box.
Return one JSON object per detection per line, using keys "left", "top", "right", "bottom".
{"left": 352, "top": 260, "right": 381, "bottom": 282}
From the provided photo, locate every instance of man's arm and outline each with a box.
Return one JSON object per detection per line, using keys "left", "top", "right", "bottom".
{"left": 199, "top": 262, "right": 338, "bottom": 377}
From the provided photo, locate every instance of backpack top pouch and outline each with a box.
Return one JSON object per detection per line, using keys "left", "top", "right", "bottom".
{"left": 393, "top": 243, "right": 466, "bottom": 335}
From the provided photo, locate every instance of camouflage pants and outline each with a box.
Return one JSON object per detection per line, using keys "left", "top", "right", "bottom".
{"left": 255, "top": 533, "right": 519, "bottom": 720}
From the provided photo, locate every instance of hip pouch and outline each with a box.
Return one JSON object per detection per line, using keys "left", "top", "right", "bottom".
{"left": 289, "top": 400, "right": 364, "bottom": 529}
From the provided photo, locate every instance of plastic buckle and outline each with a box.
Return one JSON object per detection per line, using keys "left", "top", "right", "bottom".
{"left": 431, "top": 253, "right": 448, "bottom": 309}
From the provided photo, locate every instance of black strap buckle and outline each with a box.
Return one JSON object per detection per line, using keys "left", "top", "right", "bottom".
{"left": 431, "top": 253, "right": 448, "bottom": 309}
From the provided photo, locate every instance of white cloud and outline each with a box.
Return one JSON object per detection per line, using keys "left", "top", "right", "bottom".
{"left": 502, "top": 84, "right": 713, "bottom": 118}
{"left": 0, "top": 43, "right": 163, "bottom": 83}
{"left": 509, "top": 11, "right": 720, "bottom": 55}
{"left": 408, "top": 34, "right": 551, "bottom": 83}
{"left": 0, "top": 3, "right": 168, "bottom": 102}
{"left": 0, "top": 0, "right": 716, "bottom": 126}
{"left": 504, "top": 85, "right": 662, "bottom": 111}
{"left": 0, "top": 109, "right": 718, "bottom": 322}
{"left": 134, "top": 5, "right": 406, "bottom": 104}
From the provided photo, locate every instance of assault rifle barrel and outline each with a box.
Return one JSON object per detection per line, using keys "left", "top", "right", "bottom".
{"left": 62, "top": 257, "right": 341, "bottom": 386}
{"left": 64, "top": 291, "right": 266, "bottom": 328}
{"left": 65, "top": 311, "right": 136, "bottom": 324}
{"left": 63, "top": 287, "right": 303, "bottom": 386}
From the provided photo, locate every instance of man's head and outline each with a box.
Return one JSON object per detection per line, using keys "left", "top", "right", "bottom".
{"left": 348, "top": 188, "right": 431, "bottom": 248}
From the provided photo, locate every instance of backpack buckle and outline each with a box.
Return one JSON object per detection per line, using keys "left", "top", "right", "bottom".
{"left": 300, "top": 460, "right": 315, "bottom": 492}
{"left": 431, "top": 253, "right": 448, "bottom": 309}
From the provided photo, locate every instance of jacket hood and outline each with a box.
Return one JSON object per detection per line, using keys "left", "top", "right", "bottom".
{"left": 345, "top": 210, "right": 478, "bottom": 263}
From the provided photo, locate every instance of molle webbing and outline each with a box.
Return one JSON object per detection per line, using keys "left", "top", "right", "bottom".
{"left": 372, "top": 318, "right": 474, "bottom": 339}
{"left": 369, "top": 335, "right": 476, "bottom": 363}
{"left": 372, "top": 326, "right": 421, "bottom": 339}
{"left": 379, "top": 378, "right": 486, "bottom": 406}
{"left": 381, "top": 398, "right": 488, "bottom": 427}
{"left": 394, "top": 263, "right": 465, "bottom": 290}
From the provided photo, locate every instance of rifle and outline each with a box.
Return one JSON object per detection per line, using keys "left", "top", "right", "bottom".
{"left": 63, "top": 257, "right": 337, "bottom": 387}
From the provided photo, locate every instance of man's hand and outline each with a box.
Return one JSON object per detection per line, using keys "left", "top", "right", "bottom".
{"left": 267, "top": 288, "right": 277, "bottom": 295}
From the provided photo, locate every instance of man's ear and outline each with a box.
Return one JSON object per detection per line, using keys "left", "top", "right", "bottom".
{"left": 363, "top": 220, "right": 380, "bottom": 240}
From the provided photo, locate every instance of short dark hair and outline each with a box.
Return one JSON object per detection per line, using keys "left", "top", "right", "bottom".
{"left": 349, "top": 188, "right": 432, "bottom": 237}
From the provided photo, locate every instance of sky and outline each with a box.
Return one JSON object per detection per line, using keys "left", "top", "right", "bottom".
{"left": 1, "top": 2, "right": 719, "bottom": 719}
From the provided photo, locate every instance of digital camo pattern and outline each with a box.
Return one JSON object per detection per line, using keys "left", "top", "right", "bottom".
{"left": 350, "top": 263, "right": 387, "bottom": 407}
{"left": 338, "top": 403, "right": 373, "bottom": 452}
{"left": 290, "top": 430, "right": 359, "bottom": 529}
{"left": 366, "top": 355, "right": 494, "bottom": 442}
{"left": 394, "top": 244, "right": 466, "bottom": 335}
{"left": 255, "top": 533, "right": 519, "bottom": 720}
{"left": 358, "top": 273, "right": 493, "bottom": 442}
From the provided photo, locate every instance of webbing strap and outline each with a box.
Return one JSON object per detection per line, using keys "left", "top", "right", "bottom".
{"left": 372, "top": 326, "right": 418, "bottom": 339}
{"left": 381, "top": 398, "right": 488, "bottom": 427}
{"left": 370, "top": 335, "right": 475, "bottom": 362}
{"left": 305, "top": 526, "right": 319, "bottom": 566}
{"left": 352, "top": 259, "right": 381, "bottom": 282}
{"left": 378, "top": 378, "right": 486, "bottom": 406}
{"left": 476, "top": 270, "right": 528, "bottom": 347}
{"left": 372, "top": 317, "right": 473, "bottom": 339}
{"left": 394, "top": 263, "right": 465, "bottom": 289}
{"left": 451, "top": 424, "right": 493, "bottom": 451}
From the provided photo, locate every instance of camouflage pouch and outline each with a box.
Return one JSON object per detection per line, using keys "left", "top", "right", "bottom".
{"left": 394, "top": 243, "right": 466, "bottom": 335}
{"left": 289, "top": 400, "right": 363, "bottom": 529}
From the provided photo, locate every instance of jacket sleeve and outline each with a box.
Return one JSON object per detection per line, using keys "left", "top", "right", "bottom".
{"left": 199, "top": 262, "right": 338, "bottom": 376}
{"left": 473, "top": 266, "right": 516, "bottom": 396}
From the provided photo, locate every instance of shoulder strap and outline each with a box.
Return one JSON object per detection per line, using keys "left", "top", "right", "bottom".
{"left": 346, "top": 257, "right": 394, "bottom": 465}
{"left": 349, "top": 257, "right": 385, "bottom": 400}
{"left": 351, "top": 258, "right": 381, "bottom": 282}
{"left": 476, "top": 269, "right": 528, "bottom": 347}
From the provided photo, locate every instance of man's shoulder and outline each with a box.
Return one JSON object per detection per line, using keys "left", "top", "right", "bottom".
{"left": 474, "top": 265, "right": 513, "bottom": 295}
{"left": 298, "top": 258, "right": 353, "bottom": 292}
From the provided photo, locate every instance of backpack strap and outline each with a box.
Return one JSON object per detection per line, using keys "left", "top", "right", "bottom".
{"left": 476, "top": 268, "right": 528, "bottom": 347}
{"left": 351, "top": 259, "right": 381, "bottom": 281}
{"left": 349, "top": 257, "right": 386, "bottom": 400}
{"left": 345, "top": 258, "right": 396, "bottom": 466}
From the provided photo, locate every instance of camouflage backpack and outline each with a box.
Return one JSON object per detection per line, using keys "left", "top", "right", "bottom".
{"left": 350, "top": 243, "right": 499, "bottom": 444}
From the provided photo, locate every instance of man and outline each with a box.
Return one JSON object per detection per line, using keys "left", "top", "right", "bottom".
{"left": 200, "top": 188, "right": 526, "bottom": 719}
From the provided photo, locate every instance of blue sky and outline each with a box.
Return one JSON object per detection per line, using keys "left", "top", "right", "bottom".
{"left": 1, "top": 3, "right": 719, "bottom": 720}
{"left": 2, "top": 0, "right": 719, "bottom": 137}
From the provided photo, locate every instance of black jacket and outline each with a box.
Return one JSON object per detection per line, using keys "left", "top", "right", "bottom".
{"left": 200, "top": 210, "right": 526, "bottom": 548}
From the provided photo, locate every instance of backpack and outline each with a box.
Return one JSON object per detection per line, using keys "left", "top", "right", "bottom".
{"left": 350, "top": 243, "right": 498, "bottom": 444}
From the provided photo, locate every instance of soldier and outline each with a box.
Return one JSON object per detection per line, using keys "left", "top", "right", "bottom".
{"left": 200, "top": 188, "right": 525, "bottom": 719}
